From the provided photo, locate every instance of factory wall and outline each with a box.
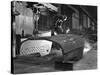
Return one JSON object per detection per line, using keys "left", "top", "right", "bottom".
{"left": 67, "top": 5, "right": 96, "bottom": 33}
{"left": 15, "top": 2, "right": 35, "bottom": 36}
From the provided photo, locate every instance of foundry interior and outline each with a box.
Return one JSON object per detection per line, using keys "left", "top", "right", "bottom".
{"left": 11, "top": 1, "right": 97, "bottom": 74}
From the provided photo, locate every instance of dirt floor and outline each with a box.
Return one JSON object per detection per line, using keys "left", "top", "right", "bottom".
{"left": 73, "top": 40, "right": 97, "bottom": 70}
{"left": 13, "top": 47, "right": 97, "bottom": 74}
{"left": 13, "top": 38, "right": 97, "bottom": 74}
{"left": 73, "top": 49, "right": 97, "bottom": 70}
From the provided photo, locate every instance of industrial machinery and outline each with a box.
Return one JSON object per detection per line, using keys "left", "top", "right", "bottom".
{"left": 19, "top": 12, "right": 84, "bottom": 63}
{"left": 14, "top": 2, "right": 84, "bottom": 63}
{"left": 20, "top": 34, "right": 84, "bottom": 62}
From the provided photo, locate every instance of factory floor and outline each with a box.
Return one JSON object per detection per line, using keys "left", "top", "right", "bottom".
{"left": 13, "top": 46, "right": 97, "bottom": 74}
{"left": 73, "top": 49, "right": 97, "bottom": 70}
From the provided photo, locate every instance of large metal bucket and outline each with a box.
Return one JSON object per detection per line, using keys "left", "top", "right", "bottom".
{"left": 20, "top": 40, "right": 52, "bottom": 56}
